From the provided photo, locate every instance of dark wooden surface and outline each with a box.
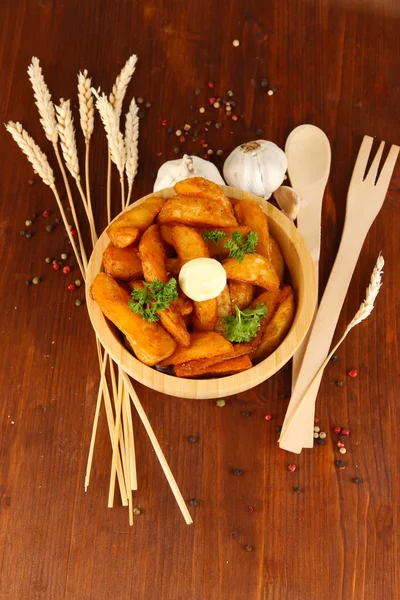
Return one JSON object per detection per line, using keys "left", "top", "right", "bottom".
{"left": 1, "top": 1, "right": 399, "bottom": 599}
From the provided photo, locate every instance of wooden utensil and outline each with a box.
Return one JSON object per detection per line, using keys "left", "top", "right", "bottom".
{"left": 279, "top": 136, "right": 399, "bottom": 453}
{"left": 285, "top": 125, "right": 331, "bottom": 448}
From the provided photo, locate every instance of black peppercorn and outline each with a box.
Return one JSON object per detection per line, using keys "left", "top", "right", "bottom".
{"left": 173, "top": 147, "right": 180, "bottom": 154}
{"left": 241, "top": 411, "right": 251, "bottom": 417}
{"left": 276, "top": 426, "right": 283, "bottom": 434}
{"left": 353, "top": 478, "right": 363, "bottom": 484}
{"left": 330, "top": 354, "right": 339, "bottom": 362}
{"left": 189, "top": 498, "right": 199, "bottom": 507}
{"left": 167, "top": 127, "right": 173, "bottom": 134}
{"left": 294, "top": 486, "right": 301, "bottom": 494}
{"left": 335, "top": 380, "right": 344, "bottom": 387}
{"left": 255, "top": 128, "right": 264, "bottom": 136}
{"left": 335, "top": 460, "right": 345, "bottom": 468}
{"left": 338, "top": 434, "right": 346, "bottom": 441}
{"left": 316, "top": 438, "right": 325, "bottom": 446}
{"left": 260, "top": 78, "right": 269, "bottom": 88}
{"left": 188, "top": 436, "right": 198, "bottom": 444}
{"left": 233, "top": 469, "right": 243, "bottom": 476}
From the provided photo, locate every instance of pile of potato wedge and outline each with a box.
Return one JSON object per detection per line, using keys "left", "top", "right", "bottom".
{"left": 91, "top": 177, "right": 295, "bottom": 379}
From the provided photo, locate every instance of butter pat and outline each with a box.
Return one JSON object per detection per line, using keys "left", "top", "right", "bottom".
{"left": 179, "top": 258, "right": 227, "bottom": 302}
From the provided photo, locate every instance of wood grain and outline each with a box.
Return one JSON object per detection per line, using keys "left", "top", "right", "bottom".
{"left": 0, "top": 1, "right": 399, "bottom": 599}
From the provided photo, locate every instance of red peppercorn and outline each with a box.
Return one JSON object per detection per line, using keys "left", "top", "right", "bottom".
{"left": 62, "top": 266, "right": 71, "bottom": 274}
{"left": 42, "top": 209, "right": 51, "bottom": 218}
{"left": 348, "top": 369, "right": 358, "bottom": 378}
{"left": 341, "top": 428, "right": 351, "bottom": 436}
{"left": 231, "top": 114, "right": 238, "bottom": 121}
{"left": 333, "top": 426, "right": 341, "bottom": 435}
{"left": 202, "top": 154, "right": 209, "bottom": 160}
{"left": 248, "top": 506, "right": 254, "bottom": 513}
{"left": 264, "top": 414, "right": 272, "bottom": 421}
{"left": 156, "top": 152, "right": 162, "bottom": 157}
{"left": 337, "top": 440, "right": 345, "bottom": 448}
{"left": 209, "top": 97, "right": 215, "bottom": 105}
{"left": 70, "top": 229, "right": 77, "bottom": 237}
{"left": 207, "top": 82, "right": 214, "bottom": 89}
{"left": 161, "top": 119, "right": 167, "bottom": 126}
{"left": 67, "top": 283, "right": 76, "bottom": 292}
{"left": 52, "top": 263, "right": 60, "bottom": 271}
{"left": 314, "top": 417, "right": 320, "bottom": 423}
{"left": 287, "top": 464, "right": 296, "bottom": 472}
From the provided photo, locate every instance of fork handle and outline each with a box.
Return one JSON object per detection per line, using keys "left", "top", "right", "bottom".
{"left": 279, "top": 219, "right": 369, "bottom": 452}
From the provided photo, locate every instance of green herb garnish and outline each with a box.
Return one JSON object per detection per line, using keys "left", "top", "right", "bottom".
{"left": 224, "top": 230, "right": 258, "bottom": 263}
{"left": 223, "top": 302, "right": 267, "bottom": 342}
{"left": 202, "top": 229, "right": 227, "bottom": 261}
{"left": 128, "top": 278, "right": 178, "bottom": 322}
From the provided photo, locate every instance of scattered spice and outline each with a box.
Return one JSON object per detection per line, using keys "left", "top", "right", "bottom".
{"left": 348, "top": 369, "right": 358, "bottom": 378}
{"left": 294, "top": 486, "right": 301, "bottom": 494}
{"left": 145, "top": 102, "right": 151, "bottom": 108}
{"left": 335, "top": 460, "right": 345, "bottom": 470}
{"left": 330, "top": 354, "right": 339, "bottom": 362}
{"left": 216, "top": 399, "right": 225, "bottom": 407}
{"left": 25, "top": 279, "right": 32, "bottom": 286}
{"left": 188, "top": 436, "right": 198, "bottom": 444}
{"left": 194, "top": 88, "right": 201, "bottom": 95}
{"left": 231, "top": 115, "right": 238, "bottom": 121}
{"left": 241, "top": 411, "right": 251, "bottom": 417}
{"left": 353, "top": 478, "right": 363, "bottom": 484}
{"left": 245, "top": 545, "right": 253, "bottom": 552}
{"left": 333, "top": 426, "right": 341, "bottom": 435}
{"left": 156, "top": 152, "right": 162, "bottom": 157}
{"left": 137, "top": 97, "right": 144, "bottom": 104}
{"left": 61, "top": 253, "right": 68, "bottom": 260}
{"left": 287, "top": 464, "right": 297, "bottom": 473}
{"left": 20, "top": 230, "right": 26, "bottom": 236}
{"left": 264, "top": 414, "right": 272, "bottom": 421}
{"left": 46, "top": 225, "right": 54, "bottom": 232}
{"left": 42, "top": 209, "right": 51, "bottom": 218}
{"left": 267, "top": 89, "right": 274, "bottom": 96}
{"left": 173, "top": 147, "right": 180, "bottom": 155}
{"left": 215, "top": 122, "right": 222, "bottom": 129}
{"left": 227, "top": 90, "right": 234, "bottom": 97}
{"left": 25, "top": 219, "right": 32, "bottom": 227}
{"left": 161, "top": 119, "right": 167, "bottom": 126}
{"left": 199, "top": 107, "right": 205, "bottom": 114}
{"left": 75, "top": 279, "right": 82, "bottom": 287}
{"left": 75, "top": 299, "right": 83, "bottom": 306}
{"left": 28, "top": 178, "right": 35, "bottom": 185}
{"left": 255, "top": 128, "right": 264, "bottom": 136}
{"left": 233, "top": 469, "right": 243, "bottom": 476}
{"left": 276, "top": 425, "right": 282, "bottom": 435}
{"left": 25, "top": 232, "right": 33, "bottom": 239}
{"left": 216, "top": 149, "right": 223, "bottom": 156}
{"left": 133, "top": 507, "right": 141, "bottom": 515}
{"left": 335, "top": 380, "right": 344, "bottom": 387}
{"left": 175, "top": 129, "right": 182, "bottom": 136}
{"left": 183, "top": 124, "right": 191, "bottom": 131}
{"left": 67, "top": 283, "right": 76, "bottom": 292}
{"left": 70, "top": 229, "right": 77, "bottom": 237}
{"left": 214, "top": 101, "right": 220, "bottom": 109}
{"left": 189, "top": 498, "right": 199, "bottom": 507}
{"left": 62, "top": 266, "right": 71, "bottom": 274}
{"left": 341, "top": 428, "right": 351, "bottom": 436}
{"left": 313, "top": 432, "right": 319, "bottom": 439}
{"left": 167, "top": 127, "right": 173, "bottom": 134}
{"left": 313, "top": 425, "right": 320, "bottom": 433}
{"left": 32, "top": 277, "right": 41, "bottom": 284}
{"left": 337, "top": 440, "right": 345, "bottom": 448}
{"left": 260, "top": 78, "right": 269, "bottom": 88}
{"left": 45, "top": 257, "right": 52, "bottom": 264}
{"left": 232, "top": 39, "right": 240, "bottom": 47}
{"left": 52, "top": 263, "right": 60, "bottom": 271}
{"left": 248, "top": 506, "right": 254, "bottom": 513}
{"left": 207, "top": 82, "right": 214, "bottom": 89}
{"left": 319, "top": 432, "right": 327, "bottom": 439}
{"left": 338, "top": 434, "right": 346, "bottom": 441}
{"left": 316, "top": 438, "right": 325, "bottom": 446}
{"left": 339, "top": 447, "right": 347, "bottom": 454}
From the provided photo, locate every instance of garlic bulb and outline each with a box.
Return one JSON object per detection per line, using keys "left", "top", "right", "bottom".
{"left": 154, "top": 154, "right": 225, "bottom": 192}
{"left": 273, "top": 186, "right": 303, "bottom": 220}
{"left": 223, "top": 140, "right": 288, "bottom": 199}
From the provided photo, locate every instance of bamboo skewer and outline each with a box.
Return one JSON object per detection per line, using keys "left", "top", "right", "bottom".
{"left": 108, "top": 366, "right": 124, "bottom": 507}
{"left": 122, "top": 385, "right": 134, "bottom": 525}
{"left": 122, "top": 372, "right": 193, "bottom": 525}
{"left": 124, "top": 384, "right": 138, "bottom": 491}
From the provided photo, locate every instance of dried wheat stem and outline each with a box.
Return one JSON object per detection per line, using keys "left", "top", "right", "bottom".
{"left": 51, "top": 185, "right": 86, "bottom": 278}
{"left": 27, "top": 57, "right": 58, "bottom": 143}
{"left": 84, "top": 143, "right": 96, "bottom": 235}
{"left": 6, "top": 122, "right": 55, "bottom": 186}
{"left": 125, "top": 97, "right": 139, "bottom": 207}
{"left": 109, "top": 54, "right": 138, "bottom": 123}
{"left": 279, "top": 254, "right": 385, "bottom": 442}
{"left": 93, "top": 90, "right": 126, "bottom": 177}
{"left": 107, "top": 152, "right": 112, "bottom": 223}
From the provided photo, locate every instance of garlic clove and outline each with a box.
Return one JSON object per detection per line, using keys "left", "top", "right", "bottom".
{"left": 154, "top": 154, "right": 225, "bottom": 192}
{"left": 273, "top": 186, "right": 302, "bottom": 220}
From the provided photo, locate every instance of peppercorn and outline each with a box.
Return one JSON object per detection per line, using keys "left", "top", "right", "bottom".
{"left": 341, "top": 428, "right": 350, "bottom": 436}
{"left": 313, "top": 425, "right": 320, "bottom": 433}
{"left": 189, "top": 498, "right": 198, "bottom": 507}
{"left": 161, "top": 119, "right": 167, "bottom": 126}
{"left": 145, "top": 102, "right": 151, "bottom": 108}
{"left": 333, "top": 426, "right": 341, "bottom": 435}
{"left": 67, "top": 283, "right": 76, "bottom": 292}
{"left": 46, "top": 225, "right": 54, "bottom": 232}
{"left": 255, "top": 128, "right": 264, "bottom": 136}
{"left": 194, "top": 88, "right": 201, "bottom": 95}
{"left": 193, "top": 119, "right": 199, "bottom": 125}
{"left": 338, "top": 434, "right": 346, "bottom": 441}
{"left": 32, "top": 277, "right": 40, "bottom": 285}
{"left": 353, "top": 478, "right": 363, "bottom": 484}
{"left": 75, "top": 299, "right": 83, "bottom": 306}
{"left": 183, "top": 124, "right": 191, "bottom": 131}
{"left": 264, "top": 414, "right": 272, "bottom": 421}
{"left": 335, "top": 380, "right": 344, "bottom": 387}
{"left": 61, "top": 253, "right": 68, "bottom": 260}
{"left": 348, "top": 369, "right": 358, "bottom": 378}
{"left": 62, "top": 266, "right": 71, "bottom": 274}
{"left": 337, "top": 440, "right": 345, "bottom": 448}
{"left": 25, "top": 220, "right": 32, "bottom": 227}
{"left": 316, "top": 438, "right": 325, "bottom": 446}
{"left": 231, "top": 115, "right": 238, "bottom": 121}
{"left": 199, "top": 107, "right": 205, "bottom": 113}
{"left": 245, "top": 545, "right": 253, "bottom": 552}
{"left": 260, "top": 78, "right": 269, "bottom": 88}
{"left": 339, "top": 447, "right": 347, "bottom": 454}
{"left": 216, "top": 399, "right": 225, "bottom": 407}
{"left": 215, "top": 122, "right": 222, "bottom": 129}
{"left": 70, "top": 229, "right": 77, "bottom": 236}
{"left": 294, "top": 486, "right": 301, "bottom": 494}
{"left": 189, "top": 104, "right": 194, "bottom": 110}
{"left": 207, "top": 149, "right": 214, "bottom": 155}
{"left": 241, "top": 411, "right": 251, "bottom": 417}
{"left": 268, "top": 90, "right": 274, "bottom": 96}
{"left": 313, "top": 432, "right": 319, "bottom": 439}
{"left": 25, "top": 279, "right": 32, "bottom": 286}
{"left": 232, "top": 39, "right": 240, "bottom": 47}
{"left": 52, "top": 263, "right": 60, "bottom": 271}
{"left": 330, "top": 354, "right": 339, "bottom": 362}
{"left": 276, "top": 425, "right": 282, "bottom": 434}
{"left": 42, "top": 209, "right": 51, "bottom": 218}
{"left": 188, "top": 436, "right": 198, "bottom": 444}
{"left": 137, "top": 97, "right": 144, "bottom": 104}
{"left": 167, "top": 127, "right": 173, "bottom": 134}
{"left": 45, "top": 257, "right": 52, "bottom": 264}
{"left": 138, "top": 111, "right": 145, "bottom": 119}
{"left": 20, "top": 230, "right": 26, "bottom": 236}
{"left": 248, "top": 506, "right": 254, "bottom": 513}
{"left": 216, "top": 149, "right": 223, "bottom": 156}
{"left": 335, "top": 460, "right": 345, "bottom": 469}
{"left": 75, "top": 279, "right": 82, "bottom": 287}
{"left": 233, "top": 469, "right": 243, "bottom": 476}
{"left": 227, "top": 90, "right": 234, "bottom": 97}
{"left": 28, "top": 179, "right": 35, "bottom": 185}
{"left": 287, "top": 464, "right": 296, "bottom": 472}
{"left": 25, "top": 232, "right": 33, "bottom": 239}
{"left": 319, "top": 432, "right": 327, "bottom": 439}
{"left": 133, "top": 507, "right": 141, "bottom": 515}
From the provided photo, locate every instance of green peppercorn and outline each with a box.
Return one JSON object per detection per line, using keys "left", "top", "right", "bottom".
{"left": 216, "top": 399, "right": 225, "bottom": 407}
{"left": 75, "top": 299, "right": 83, "bottom": 307}
{"left": 319, "top": 432, "right": 327, "bottom": 439}
{"left": 25, "top": 232, "right": 32, "bottom": 239}
{"left": 188, "top": 436, "right": 198, "bottom": 444}
{"left": 45, "top": 257, "right": 52, "bottom": 264}
{"left": 75, "top": 279, "right": 82, "bottom": 287}
{"left": 32, "top": 277, "right": 40, "bottom": 285}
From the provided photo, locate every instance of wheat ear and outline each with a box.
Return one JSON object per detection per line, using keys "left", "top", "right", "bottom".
{"left": 27, "top": 57, "right": 58, "bottom": 143}
{"left": 125, "top": 98, "right": 139, "bottom": 207}
{"left": 78, "top": 70, "right": 94, "bottom": 142}
{"left": 55, "top": 99, "right": 80, "bottom": 180}
{"left": 6, "top": 122, "right": 55, "bottom": 186}
{"left": 279, "top": 254, "right": 385, "bottom": 442}
{"left": 93, "top": 90, "right": 126, "bottom": 176}
{"left": 109, "top": 54, "right": 138, "bottom": 123}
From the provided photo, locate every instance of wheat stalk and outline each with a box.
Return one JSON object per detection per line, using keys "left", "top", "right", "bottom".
{"left": 279, "top": 254, "right": 385, "bottom": 442}
{"left": 27, "top": 57, "right": 58, "bottom": 143}
{"left": 6, "top": 122, "right": 55, "bottom": 186}
{"left": 55, "top": 99, "right": 80, "bottom": 180}
{"left": 93, "top": 90, "right": 126, "bottom": 176}
{"left": 77, "top": 70, "right": 94, "bottom": 142}
{"left": 109, "top": 54, "right": 138, "bottom": 123}
{"left": 125, "top": 97, "right": 139, "bottom": 206}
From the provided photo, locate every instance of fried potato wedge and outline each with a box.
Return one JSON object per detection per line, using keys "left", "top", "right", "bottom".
{"left": 175, "top": 354, "right": 252, "bottom": 378}
{"left": 198, "top": 226, "right": 251, "bottom": 258}
{"left": 107, "top": 197, "right": 165, "bottom": 248}
{"left": 91, "top": 273, "right": 176, "bottom": 366}
{"left": 103, "top": 244, "right": 143, "bottom": 281}
{"left": 251, "top": 286, "right": 295, "bottom": 362}
{"left": 216, "top": 285, "right": 232, "bottom": 318}
{"left": 158, "top": 195, "right": 238, "bottom": 228}
{"left": 166, "top": 257, "right": 180, "bottom": 276}
{"left": 269, "top": 237, "right": 285, "bottom": 282}
{"left": 233, "top": 199, "right": 270, "bottom": 259}
{"left": 228, "top": 281, "right": 255, "bottom": 310}
{"left": 171, "top": 225, "right": 209, "bottom": 265}
{"left": 174, "top": 341, "right": 253, "bottom": 373}
{"left": 158, "top": 331, "right": 232, "bottom": 366}
{"left": 174, "top": 177, "right": 234, "bottom": 214}
{"left": 173, "top": 297, "right": 193, "bottom": 316}
{"left": 159, "top": 224, "right": 176, "bottom": 247}
{"left": 138, "top": 224, "right": 168, "bottom": 283}
{"left": 223, "top": 253, "right": 280, "bottom": 290}
{"left": 193, "top": 298, "right": 217, "bottom": 331}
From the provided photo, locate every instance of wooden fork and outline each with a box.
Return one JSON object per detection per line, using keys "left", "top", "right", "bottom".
{"left": 279, "top": 136, "right": 399, "bottom": 453}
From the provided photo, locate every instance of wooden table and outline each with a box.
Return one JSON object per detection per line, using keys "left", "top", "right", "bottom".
{"left": 1, "top": 1, "right": 399, "bottom": 599}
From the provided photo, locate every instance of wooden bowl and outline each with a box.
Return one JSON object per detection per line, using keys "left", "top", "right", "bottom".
{"left": 86, "top": 186, "right": 317, "bottom": 399}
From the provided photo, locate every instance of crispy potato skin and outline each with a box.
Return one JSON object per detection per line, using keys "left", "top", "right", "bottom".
{"left": 174, "top": 341, "right": 253, "bottom": 373}
{"left": 107, "top": 197, "right": 164, "bottom": 248}
{"left": 269, "top": 237, "right": 285, "bottom": 282}
{"left": 91, "top": 273, "right": 176, "bottom": 366}
{"left": 171, "top": 225, "right": 209, "bottom": 265}
{"left": 158, "top": 331, "right": 232, "bottom": 366}
{"left": 228, "top": 281, "right": 254, "bottom": 310}
{"left": 174, "top": 177, "right": 235, "bottom": 215}
{"left": 223, "top": 253, "right": 280, "bottom": 290}
{"left": 175, "top": 354, "right": 252, "bottom": 378}
{"left": 251, "top": 286, "right": 295, "bottom": 362}
{"left": 158, "top": 195, "right": 238, "bottom": 227}
{"left": 103, "top": 244, "right": 143, "bottom": 281}
{"left": 166, "top": 257, "right": 180, "bottom": 276}
{"left": 139, "top": 224, "right": 168, "bottom": 283}
{"left": 233, "top": 200, "right": 271, "bottom": 259}
{"left": 193, "top": 298, "right": 217, "bottom": 331}
{"left": 216, "top": 285, "right": 232, "bottom": 318}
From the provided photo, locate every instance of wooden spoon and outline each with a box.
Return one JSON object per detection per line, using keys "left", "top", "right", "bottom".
{"left": 285, "top": 124, "right": 331, "bottom": 449}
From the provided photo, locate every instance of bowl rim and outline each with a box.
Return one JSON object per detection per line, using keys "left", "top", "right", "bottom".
{"left": 85, "top": 185, "right": 317, "bottom": 399}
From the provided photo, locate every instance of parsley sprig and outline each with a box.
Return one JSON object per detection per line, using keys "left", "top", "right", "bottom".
{"left": 223, "top": 303, "right": 267, "bottom": 342}
{"left": 224, "top": 230, "right": 258, "bottom": 262}
{"left": 202, "top": 230, "right": 227, "bottom": 261}
{"left": 128, "top": 278, "right": 178, "bottom": 322}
